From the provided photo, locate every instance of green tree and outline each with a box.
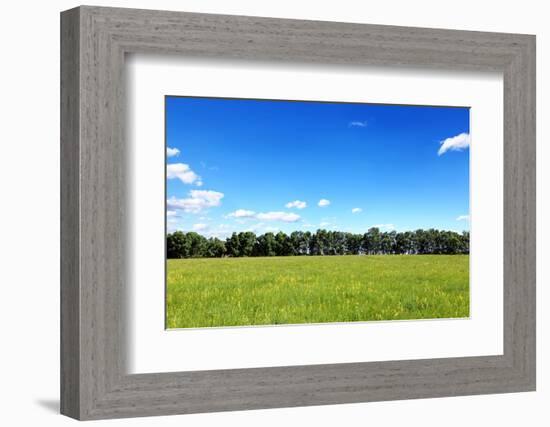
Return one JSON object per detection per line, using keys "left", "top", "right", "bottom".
{"left": 346, "top": 233, "right": 362, "bottom": 255}
{"left": 226, "top": 232, "right": 241, "bottom": 257}
{"left": 238, "top": 231, "right": 257, "bottom": 257}
{"left": 206, "top": 237, "right": 226, "bottom": 257}
{"left": 275, "top": 231, "right": 292, "bottom": 256}
{"left": 366, "top": 227, "right": 381, "bottom": 254}
{"left": 167, "top": 231, "right": 188, "bottom": 258}
{"left": 255, "top": 232, "right": 277, "bottom": 256}
{"left": 167, "top": 228, "right": 470, "bottom": 258}
{"left": 186, "top": 232, "right": 207, "bottom": 257}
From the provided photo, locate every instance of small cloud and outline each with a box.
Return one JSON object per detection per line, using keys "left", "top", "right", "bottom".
{"left": 349, "top": 121, "right": 368, "bottom": 128}
{"left": 351, "top": 207, "right": 362, "bottom": 214}
{"left": 166, "top": 163, "right": 203, "bottom": 186}
{"left": 438, "top": 132, "right": 470, "bottom": 156}
{"left": 166, "top": 210, "right": 177, "bottom": 217}
{"left": 456, "top": 214, "right": 470, "bottom": 221}
{"left": 242, "top": 222, "right": 267, "bottom": 233}
{"left": 166, "top": 147, "right": 180, "bottom": 157}
{"left": 228, "top": 209, "right": 256, "bottom": 218}
{"left": 319, "top": 221, "right": 331, "bottom": 227}
{"left": 167, "top": 190, "right": 224, "bottom": 214}
{"left": 167, "top": 220, "right": 184, "bottom": 233}
{"left": 256, "top": 211, "right": 301, "bottom": 222}
{"left": 226, "top": 209, "right": 300, "bottom": 222}
{"left": 318, "top": 199, "right": 331, "bottom": 207}
{"left": 285, "top": 200, "right": 307, "bottom": 209}
{"left": 192, "top": 223, "right": 208, "bottom": 231}
{"left": 196, "top": 223, "right": 233, "bottom": 239}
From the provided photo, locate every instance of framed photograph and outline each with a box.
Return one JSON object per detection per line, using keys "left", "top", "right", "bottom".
{"left": 61, "top": 6, "right": 536, "bottom": 420}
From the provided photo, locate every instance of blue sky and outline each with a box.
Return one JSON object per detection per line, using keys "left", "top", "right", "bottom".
{"left": 166, "top": 96, "right": 470, "bottom": 238}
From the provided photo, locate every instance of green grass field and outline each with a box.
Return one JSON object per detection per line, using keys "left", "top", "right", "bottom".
{"left": 166, "top": 255, "right": 469, "bottom": 329}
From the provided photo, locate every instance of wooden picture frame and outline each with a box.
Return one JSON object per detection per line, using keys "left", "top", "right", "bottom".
{"left": 61, "top": 5, "right": 536, "bottom": 420}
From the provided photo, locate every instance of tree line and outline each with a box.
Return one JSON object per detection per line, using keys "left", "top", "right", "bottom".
{"left": 167, "top": 228, "right": 469, "bottom": 259}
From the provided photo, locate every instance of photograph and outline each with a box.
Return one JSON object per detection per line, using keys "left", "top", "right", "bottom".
{"left": 54, "top": 4, "right": 537, "bottom": 421}
{"left": 165, "top": 96, "right": 471, "bottom": 329}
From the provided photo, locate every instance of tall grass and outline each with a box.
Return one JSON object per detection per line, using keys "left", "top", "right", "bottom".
{"left": 166, "top": 255, "right": 469, "bottom": 328}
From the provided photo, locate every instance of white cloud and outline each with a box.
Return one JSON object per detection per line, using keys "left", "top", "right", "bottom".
{"left": 319, "top": 221, "right": 331, "bottom": 227}
{"left": 166, "top": 163, "right": 203, "bottom": 186}
{"left": 167, "top": 222, "right": 182, "bottom": 233}
{"left": 166, "top": 147, "right": 180, "bottom": 157}
{"left": 228, "top": 209, "right": 256, "bottom": 218}
{"left": 192, "top": 223, "right": 208, "bottom": 231}
{"left": 318, "top": 199, "right": 331, "bottom": 207}
{"left": 349, "top": 121, "right": 368, "bottom": 127}
{"left": 456, "top": 214, "right": 470, "bottom": 221}
{"left": 438, "top": 132, "right": 471, "bottom": 156}
{"left": 226, "top": 209, "right": 301, "bottom": 222}
{"left": 242, "top": 223, "right": 266, "bottom": 233}
{"left": 256, "top": 211, "right": 301, "bottom": 222}
{"left": 167, "top": 190, "right": 224, "bottom": 213}
{"left": 351, "top": 207, "right": 362, "bottom": 213}
{"left": 285, "top": 200, "right": 307, "bottom": 209}
{"left": 166, "top": 210, "right": 177, "bottom": 217}
{"left": 370, "top": 223, "right": 395, "bottom": 231}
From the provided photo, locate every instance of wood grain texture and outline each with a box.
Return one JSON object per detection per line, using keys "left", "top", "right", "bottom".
{"left": 60, "top": 7, "right": 80, "bottom": 419}
{"left": 60, "top": 5, "right": 536, "bottom": 420}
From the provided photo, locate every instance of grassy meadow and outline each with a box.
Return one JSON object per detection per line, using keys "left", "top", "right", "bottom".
{"left": 166, "top": 255, "right": 469, "bottom": 329}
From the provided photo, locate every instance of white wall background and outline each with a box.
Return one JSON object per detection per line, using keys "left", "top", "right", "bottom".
{"left": 0, "top": 1, "right": 546, "bottom": 425}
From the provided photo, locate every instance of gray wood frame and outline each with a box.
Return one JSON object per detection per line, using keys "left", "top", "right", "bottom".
{"left": 61, "top": 5, "right": 536, "bottom": 420}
